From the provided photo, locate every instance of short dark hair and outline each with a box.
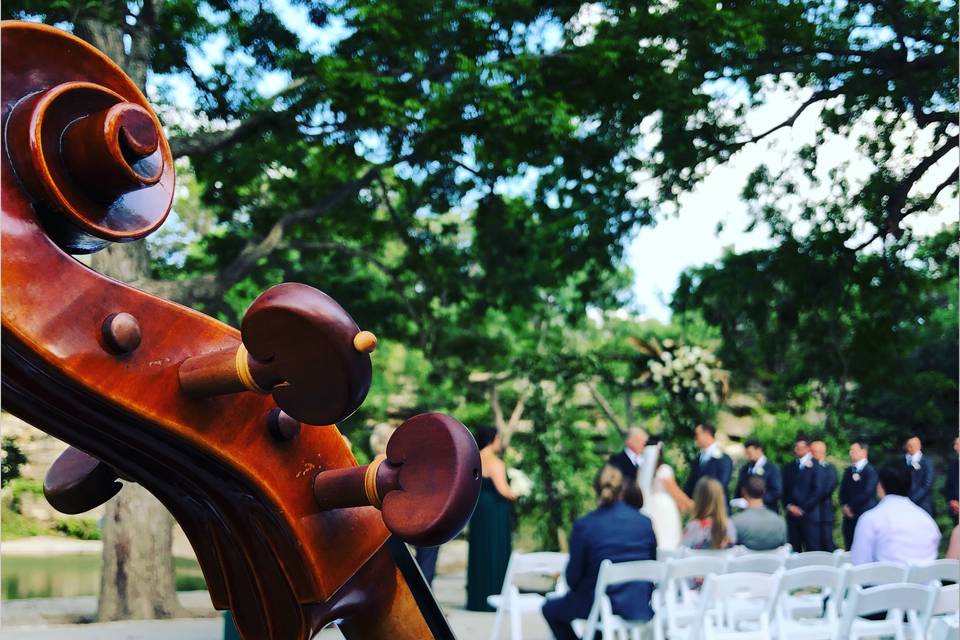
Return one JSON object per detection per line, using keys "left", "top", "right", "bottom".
{"left": 744, "top": 439, "right": 762, "bottom": 450}
{"left": 851, "top": 440, "right": 869, "bottom": 451}
{"left": 878, "top": 464, "right": 911, "bottom": 496}
{"left": 697, "top": 423, "right": 716, "bottom": 437}
{"left": 794, "top": 434, "right": 810, "bottom": 445}
{"left": 474, "top": 426, "right": 499, "bottom": 450}
{"left": 742, "top": 475, "right": 766, "bottom": 500}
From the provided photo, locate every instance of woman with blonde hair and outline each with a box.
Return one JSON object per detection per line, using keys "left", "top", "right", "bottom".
{"left": 681, "top": 477, "right": 737, "bottom": 550}
{"left": 541, "top": 465, "right": 657, "bottom": 640}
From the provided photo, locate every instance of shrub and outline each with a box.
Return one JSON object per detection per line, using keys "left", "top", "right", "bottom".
{"left": 54, "top": 517, "right": 102, "bottom": 540}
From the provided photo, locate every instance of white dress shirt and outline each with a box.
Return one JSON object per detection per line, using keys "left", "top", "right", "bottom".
{"left": 624, "top": 448, "right": 642, "bottom": 468}
{"left": 850, "top": 494, "right": 941, "bottom": 565}
{"left": 700, "top": 443, "right": 720, "bottom": 464}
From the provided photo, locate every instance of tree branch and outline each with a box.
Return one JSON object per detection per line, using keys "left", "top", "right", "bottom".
{"left": 586, "top": 381, "right": 625, "bottom": 436}
{"left": 729, "top": 88, "right": 842, "bottom": 149}
{"left": 885, "top": 136, "right": 959, "bottom": 235}
{"left": 168, "top": 79, "right": 307, "bottom": 159}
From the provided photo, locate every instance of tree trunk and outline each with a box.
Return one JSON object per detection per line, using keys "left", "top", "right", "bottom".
{"left": 97, "top": 483, "right": 183, "bottom": 620}
{"left": 91, "top": 244, "right": 185, "bottom": 622}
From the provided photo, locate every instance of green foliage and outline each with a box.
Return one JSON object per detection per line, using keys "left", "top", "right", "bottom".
{"left": 674, "top": 226, "right": 958, "bottom": 450}
{"left": 1, "top": 437, "right": 27, "bottom": 487}
{"left": 509, "top": 384, "right": 601, "bottom": 551}
{"left": 53, "top": 517, "right": 102, "bottom": 540}
{"left": 0, "top": 501, "right": 46, "bottom": 539}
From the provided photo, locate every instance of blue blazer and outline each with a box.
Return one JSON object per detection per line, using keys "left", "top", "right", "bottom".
{"left": 782, "top": 459, "right": 823, "bottom": 522}
{"left": 562, "top": 502, "right": 658, "bottom": 621}
{"left": 839, "top": 462, "right": 878, "bottom": 517}
{"left": 735, "top": 460, "right": 782, "bottom": 512}
{"left": 816, "top": 462, "right": 838, "bottom": 522}
{"left": 685, "top": 454, "right": 734, "bottom": 504}
{"left": 908, "top": 455, "right": 935, "bottom": 517}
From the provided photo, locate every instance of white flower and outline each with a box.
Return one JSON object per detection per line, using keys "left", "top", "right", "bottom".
{"left": 695, "top": 392, "right": 705, "bottom": 402}
{"left": 507, "top": 468, "right": 533, "bottom": 498}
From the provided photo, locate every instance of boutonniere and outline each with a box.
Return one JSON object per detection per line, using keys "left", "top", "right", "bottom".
{"left": 804, "top": 460, "right": 813, "bottom": 468}
{"left": 852, "top": 473, "right": 861, "bottom": 481}
{"left": 712, "top": 450, "right": 722, "bottom": 460}
{"left": 755, "top": 467, "right": 765, "bottom": 476}
{"left": 912, "top": 462, "right": 921, "bottom": 470}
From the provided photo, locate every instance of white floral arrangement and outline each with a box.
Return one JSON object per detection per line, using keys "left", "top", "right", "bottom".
{"left": 646, "top": 342, "right": 723, "bottom": 404}
{"left": 507, "top": 468, "right": 533, "bottom": 498}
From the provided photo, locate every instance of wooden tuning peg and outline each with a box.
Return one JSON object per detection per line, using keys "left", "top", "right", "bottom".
{"left": 44, "top": 447, "right": 122, "bottom": 514}
{"left": 178, "top": 283, "right": 374, "bottom": 425}
{"left": 312, "top": 413, "right": 481, "bottom": 547}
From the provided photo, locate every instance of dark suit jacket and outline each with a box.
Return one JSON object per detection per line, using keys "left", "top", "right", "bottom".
{"left": 816, "top": 461, "right": 838, "bottom": 522}
{"left": 563, "top": 502, "right": 657, "bottom": 621}
{"left": 735, "top": 460, "right": 782, "bottom": 512}
{"left": 685, "top": 452, "right": 734, "bottom": 504}
{"left": 944, "top": 456, "right": 959, "bottom": 503}
{"left": 839, "top": 462, "right": 878, "bottom": 518}
{"left": 908, "top": 455, "right": 935, "bottom": 517}
{"left": 782, "top": 458, "right": 824, "bottom": 522}
{"left": 607, "top": 451, "right": 639, "bottom": 483}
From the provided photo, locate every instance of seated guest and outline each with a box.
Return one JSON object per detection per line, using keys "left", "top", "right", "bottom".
{"left": 851, "top": 464, "right": 940, "bottom": 565}
{"left": 946, "top": 525, "right": 960, "bottom": 560}
{"left": 542, "top": 465, "right": 657, "bottom": 640}
{"left": 682, "top": 477, "right": 737, "bottom": 550}
{"left": 731, "top": 476, "right": 787, "bottom": 550}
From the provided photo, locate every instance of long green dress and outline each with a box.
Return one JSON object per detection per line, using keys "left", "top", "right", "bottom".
{"left": 466, "top": 476, "right": 513, "bottom": 611}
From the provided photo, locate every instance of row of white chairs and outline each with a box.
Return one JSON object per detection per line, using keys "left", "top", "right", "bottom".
{"left": 583, "top": 558, "right": 959, "bottom": 640}
{"left": 486, "top": 550, "right": 959, "bottom": 640}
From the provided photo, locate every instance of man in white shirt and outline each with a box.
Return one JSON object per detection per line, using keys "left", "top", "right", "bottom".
{"left": 851, "top": 463, "right": 941, "bottom": 565}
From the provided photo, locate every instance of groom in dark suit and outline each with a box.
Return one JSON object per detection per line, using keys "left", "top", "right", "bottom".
{"left": 782, "top": 434, "right": 824, "bottom": 551}
{"left": 606, "top": 428, "right": 648, "bottom": 483}
{"left": 735, "top": 439, "right": 782, "bottom": 512}
{"left": 684, "top": 423, "right": 733, "bottom": 505}
{"left": 905, "top": 435, "right": 935, "bottom": 518}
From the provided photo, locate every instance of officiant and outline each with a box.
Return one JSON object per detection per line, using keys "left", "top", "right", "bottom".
{"left": 607, "top": 427, "right": 648, "bottom": 483}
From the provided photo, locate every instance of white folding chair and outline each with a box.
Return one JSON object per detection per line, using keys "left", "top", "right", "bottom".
{"left": 726, "top": 553, "right": 784, "bottom": 574}
{"left": 835, "top": 583, "right": 936, "bottom": 640}
{"left": 487, "top": 551, "right": 568, "bottom": 640}
{"left": 930, "top": 617, "right": 960, "bottom": 640}
{"left": 699, "top": 572, "right": 778, "bottom": 639}
{"left": 785, "top": 551, "right": 836, "bottom": 570}
{"left": 913, "top": 583, "right": 960, "bottom": 640}
{"left": 832, "top": 550, "right": 851, "bottom": 567}
{"left": 661, "top": 556, "right": 727, "bottom": 640}
{"left": 770, "top": 566, "right": 843, "bottom": 640}
{"left": 580, "top": 559, "right": 665, "bottom": 640}
{"left": 658, "top": 547, "right": 686, "bottom": 561}
{"left": 907, "top": 560, "right": 960, "bottom": 586}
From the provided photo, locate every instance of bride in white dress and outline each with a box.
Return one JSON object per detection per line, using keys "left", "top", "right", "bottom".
{"left": 637, "top": 439, "right": 692, "bottom": 549}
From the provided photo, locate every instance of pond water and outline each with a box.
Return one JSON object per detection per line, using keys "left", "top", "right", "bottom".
{"left": 1, "top": 555, "right": 205, "bottom": 600}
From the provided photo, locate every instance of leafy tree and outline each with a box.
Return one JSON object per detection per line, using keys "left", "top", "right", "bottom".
{"left": 1, "top": 437, "right": 27, "bottom": 487}
{"left": 673, "top": 224, "right": 958, "bottom": 446}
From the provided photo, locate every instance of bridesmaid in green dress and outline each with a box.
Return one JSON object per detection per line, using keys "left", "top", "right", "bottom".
{"left": 466, "top": 426, "right": 516, "bottom": 611}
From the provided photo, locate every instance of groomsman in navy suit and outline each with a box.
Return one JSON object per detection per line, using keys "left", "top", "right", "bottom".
{"left": 839, "top": 441, "right": 879, "bottom": 550}
{"left": 735, "top": 439, "right": 782, "bottom": 512}
{"left": 684, "top": 423, "right": 733, "bottom": 505}
{"left": 945, "top": 436, "right": 959, "bottom": 524}
{"left": 905, "top": 435, "right": 935, "bottom": 518}
{"left": 811, "top": 441, "right": 838, "bottom": 552}
{"left": 782, "top": 434, "right": 824, "bottom": 551}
